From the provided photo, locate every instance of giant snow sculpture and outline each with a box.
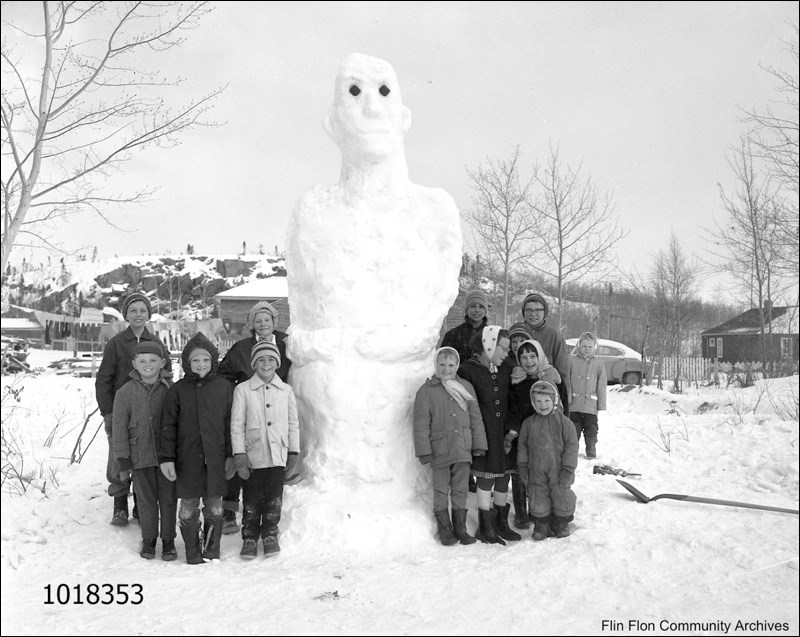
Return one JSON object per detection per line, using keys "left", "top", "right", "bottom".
{"left": 284, "top": 53, "right": 462, "bottom": 552}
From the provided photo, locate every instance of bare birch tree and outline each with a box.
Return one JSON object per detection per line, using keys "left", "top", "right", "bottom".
{"left": 464, "top": 146, "right": 537, "bottom": 325}
{"left": 1, "top": 1, "right": 223, "bottom": 271}
{"left": 651, "top": 233, "right": 700, "bottom": 392}
{"left": 529, "top": 145, "right": 626, "bottom": 330}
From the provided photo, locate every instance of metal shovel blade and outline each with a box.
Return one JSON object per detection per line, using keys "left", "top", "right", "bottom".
{"left": 616, "top": 480, "right": 799, "bottom": 515}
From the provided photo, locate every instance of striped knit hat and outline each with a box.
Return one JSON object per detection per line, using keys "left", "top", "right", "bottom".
{"left": 122, "top": 292, "right": 152, "bottom": 318}
{"left": 251, "top": 341, "right": 281, "bottom": 367}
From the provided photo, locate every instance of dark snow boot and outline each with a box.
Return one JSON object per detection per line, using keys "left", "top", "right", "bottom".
{"left": 240, "top": 538, "right": 258, "bottom": 559}
{"left": 434, "top": 509, "right": 458, "bottom": 546}
{"left": 494, "top": 503, "right": 522, "bottom": 542}
{"left": 474, "top": 508, "right": 505, "bottom": 545}
{"left": 161, "top": 539, "right": 177, "bottom": 561}
{"left": 532, "top": 516, "right": 552, "bottom": 542}
{"left": 139, "top": 538, "right": 156, "bottom": 560}
{"left": 262, "top": 536, "right": 280, "bottom": 557}
{"left": 110, "top": 496, "right": 128, "bottom": 526}
{"left": 511, "top": 477, "right": 530, "bottom": 529}
{"left": 451, "top": 509, "right": 476, "bottom": 545}
{"left": 585, "top": 438, "right": 597, "bottom": 459}
{"left": 201, "top": 516, "right": 223, "bottom": 560}
{"left": 222, "top": 509, "right": 239, "bottom": 535}
{"left": 180, "top": 520, "right": 204, "bottom": 565}
{"left": 551, "top": 516, "right": 572, "bottom": 538}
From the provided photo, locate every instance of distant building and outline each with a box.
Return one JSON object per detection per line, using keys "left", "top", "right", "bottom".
{"left": 701, "top": 301, "right": 799, "bottom": 365}
{"left": 1, "top": 317, "right": 45, "bottom": 344}
{"left": 213, "top": 277, "right": 290, "bottom": 336}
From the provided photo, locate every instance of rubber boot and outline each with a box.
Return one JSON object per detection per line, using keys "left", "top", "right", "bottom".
{"left": 552, "top": 516, "right": 572, "bottom": 538}
{"left": 433, "top": 509, "right": 458, "bottom": 546}
{"left": 511, "top": 476, "right": 530, "bottom": 529}
{"left": 532, "top": 516, "right": 552, "bottom": 542}
{"left": 139, "top": 538, "right": 156, "bottom": 560}
{"left": 222, "top": 509, "right": 239, "bottom": 535}
{"left": 474, "top": 508, "right": 505, "bottom": 545}
{"left": 586, "top": 437, "right": 597, "bottom": 459}
{"left": 201, "top": 516, "right": 223, "bottom": 560}
{"left": 494, "top": 503, "right": 522, "bottom": 542}
{"left": 110, "top": 495, "right": 128, "bottom": 526}
{"left": 180, "top": 519, "right": 204, "bottom": 565}
{"left": 451, "top": 509, "right": 476, "bottom": 545}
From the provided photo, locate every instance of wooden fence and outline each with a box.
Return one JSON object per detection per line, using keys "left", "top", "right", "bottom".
{"left": 657, "top": 357, "right": 715, "bottom": 383}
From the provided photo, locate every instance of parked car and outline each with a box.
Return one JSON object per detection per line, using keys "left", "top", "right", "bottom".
{"left": 565, "top": 337, "right": 650, "bottom": 385}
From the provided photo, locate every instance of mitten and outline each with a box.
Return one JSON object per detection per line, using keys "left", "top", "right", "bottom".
{"left": 418, "top": 454, "right": 433, "bottom": 465}
{"left": 234, "top": 453, "right": 251, "bottom": 480}
{"left": 224, "top": 456, "right": 236, "bottom": 480}
{"left": 284, "top": 453, "right": 299, "bottom": 479}
{"left": 104, "top": 413, "right": 113, "bottom": 437}
{"left": 472, "top": 450, "right": 486, "bottom": 458}
{"left": 510, "top": 366, "right": 527, "bottom": 385}
{"left": 160, "top": 461, "right": 177, "bottom": 482}
{"left": 559, "top": 468, "right": 573, "bottom": 487}
{"left": 503, "top": 431, "right": 517, "bottom": 454}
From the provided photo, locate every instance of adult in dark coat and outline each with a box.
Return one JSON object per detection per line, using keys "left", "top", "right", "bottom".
{"left": 521, "top": 293, "right": 571, "bottom": 417}
{"left": 96, "top": 291, "right": 172, "bottom": 526}
{"left": 217, "top": 300, "right": 291, "bottom": 533}
{"left": 159, "top": 333, "right": 233, "bottom": 564}
{"left": 441, "top": 289, "right": 489, "bottom": 363}
{"left": 457, "top": 326, "right": 520, "bottom": 545}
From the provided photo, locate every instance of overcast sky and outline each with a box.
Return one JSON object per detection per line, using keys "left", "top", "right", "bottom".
{"left": 6, "top": 1, "right": 798, "bottom": 300}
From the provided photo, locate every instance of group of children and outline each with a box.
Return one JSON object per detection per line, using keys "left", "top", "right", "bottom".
{"left": 413, "top": 290, "right": 606, "bottom": 545}
{"left": 98, "top": 294, "right": 298, "bottom": 563}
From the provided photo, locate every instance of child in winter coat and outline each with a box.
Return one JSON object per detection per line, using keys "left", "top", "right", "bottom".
{"left": 506, "top": 339, "right": 562, "bottom": 528}
{"left": 218, "top": 300, "right": 293, "bottom": 535}
{"left": 231, "top": 341, "right": 300, "bottom": 559}
{"left": 112, "top": 341, "right": 177, "bottom": 561}
{"left": 96, "top": 291, "right": 172, "bottom": 526}
{"left": 413, "top": 347, "right": 488, "bottom": 546}
{"left": 568, "top": 332, "right": 607, "bottom": 458}
{"left": 517, "top": 380, "right": 578, "bottom": 540}
{"left": 440, "top": 289, "right": 489, "bottom": 362}
{"left": 159, "top": 333, "right": 234, "bottom": 565}
{"left": 457, "top": 326, "right": 520, "bottom": 545}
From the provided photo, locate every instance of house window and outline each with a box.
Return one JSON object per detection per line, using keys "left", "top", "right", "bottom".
{"left": 708, "top": 338, "right": 715, "bottom": 352}
{"left": 781, "top": 337, "right": 791, "bottom": 359}
{"left": 716, "top": 338, "right": 724, "bottom": 358}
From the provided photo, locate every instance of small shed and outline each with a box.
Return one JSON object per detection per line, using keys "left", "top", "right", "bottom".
{"left": 1, "top": 317, "right": 45, "bottom": 344}
{"left": 214, "top": 277, "right": 290, "bottom": 336}
{"left": 701, "top": 302, "right": 799, "bottom": 365}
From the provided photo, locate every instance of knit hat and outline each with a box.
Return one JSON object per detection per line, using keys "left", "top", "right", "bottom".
{"left": 122, "top": 292, "right": 153, "bottom": 319}
{"left": 508, "top": 321, "right": 533, "bottom": 341}
{"left": 464, "top": 289, "right": 489, "bottom": 312}
{"left": 247, "top": 301, "right": 279, "bottom": 328}
{"left": 521, "top": 293, "right": 549, "bottom": 318}
{"left": 133, "top": 341, "right": 165, "bottom": 358}
{"left": 251, "top": 341, "right": 281, "bottom": 367}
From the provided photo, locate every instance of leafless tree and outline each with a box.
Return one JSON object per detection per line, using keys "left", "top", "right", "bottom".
{"left": 464, "top": 146, "right": 537, "bottom": 325}
{"left": 711, "top": 138, "right": 786, "bottom": 375}
{"left": 1, "top": 1, "right": 224, "bottom": 272}
{"left": 651, "top": 233, "right": 700, "bottom": 392}
{"left": 529, "top": 145, "right": 626, "bottom": 331}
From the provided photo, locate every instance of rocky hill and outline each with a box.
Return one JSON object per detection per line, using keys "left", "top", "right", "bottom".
{"left": 2, "top": 253, "right": 287, "bottom": 320}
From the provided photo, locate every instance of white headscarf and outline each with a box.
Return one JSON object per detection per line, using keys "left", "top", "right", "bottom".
{"left": 481, "top": 325, "right": 502, "bottom": 373}
{"left": 434, "top": 347, "right": 473, "bottom": 411}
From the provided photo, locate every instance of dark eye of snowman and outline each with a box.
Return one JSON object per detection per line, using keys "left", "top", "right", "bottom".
{"left": 349, "top": 85, "right": 361, "bottom": 96}
{"left": 379, "top": 85, "right": 390, "bottom": 96}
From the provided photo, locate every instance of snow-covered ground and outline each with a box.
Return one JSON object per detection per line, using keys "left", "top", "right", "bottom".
{"left": 1, "top": 362, "right": 798, "bottom": 636}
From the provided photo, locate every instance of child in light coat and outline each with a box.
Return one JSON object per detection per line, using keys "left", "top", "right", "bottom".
{"left": 517, "top": 380, "right": 578, "bottom": 540}
{"left": 231, "top": 341, "right": 300, "bottom": 559}
{"left": 568, "top": 332, "right": 607, "bottom": 458}
{"left": 414, "top": 347, "right": 488, "bottom": 546}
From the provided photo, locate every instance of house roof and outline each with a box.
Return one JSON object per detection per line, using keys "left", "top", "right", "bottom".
{"left": 702, "top": 306, "right": 799, "bottom": 336}
{"left": 214, "top": 276, "right": 288, "bottom": 300}
{"left": 1, "top": 318, "right": 44, "bottom": 331}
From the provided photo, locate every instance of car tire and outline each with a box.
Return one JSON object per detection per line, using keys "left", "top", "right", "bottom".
{"left": 622, "top": 372, "right": 640, "bottom": 386}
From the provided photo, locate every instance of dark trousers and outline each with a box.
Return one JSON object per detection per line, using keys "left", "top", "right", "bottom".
{"left": 570, "top": 412, "right": 599, "bottom": 441}
{"left": 223, "top": 474, "right": 242, "bottom": 511}
{"left": 558, "top": 382, "right": 570, "bottom": 417}
{"left": 241, "top": 467, "right": 284, "bottom": 540}
{"left": 131, "top": 466, "right": 177, "bottom": 540}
